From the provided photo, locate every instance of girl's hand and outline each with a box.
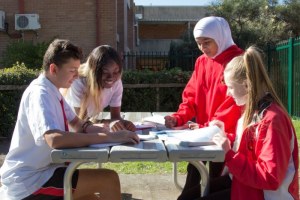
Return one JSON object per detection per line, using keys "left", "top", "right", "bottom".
{"left": 212, "top": 133, "right": 231, "bottom": 154}
{"left": 109, "top": 120, "right": 136, "bottom": 132}
{"left": 164, "top": 116, "right": 177, "bottom": 128}
{"left": 209, "top": 120, "right": 225, "bottom": 132}
{"left": 121, "top": 120, "right": 136, "bottom": 132}
{"left": 188, "top": 122, "right": 199, "bottom": 130}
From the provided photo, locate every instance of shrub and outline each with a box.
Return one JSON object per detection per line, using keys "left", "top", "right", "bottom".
{"left": 0, "top": 40, "right": 51, "bottom": 69}
{"left": 0, "top": 65, "right": 192, "bottom": 138}
{"left": 0, "top": 63, "right": 40, "bottom": 138}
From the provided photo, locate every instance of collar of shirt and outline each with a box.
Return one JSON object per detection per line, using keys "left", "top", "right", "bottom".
{"left": 36, "top": 73, "right": 64, "bottom": 101}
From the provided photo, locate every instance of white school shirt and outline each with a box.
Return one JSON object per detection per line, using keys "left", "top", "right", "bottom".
{"left": 65, "top": 77, "right": 123, "bottom": 118}
{"left": 0, "top": 74, "right": 76, "bottom": 200}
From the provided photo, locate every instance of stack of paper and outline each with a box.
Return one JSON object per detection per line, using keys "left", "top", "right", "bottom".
{"left": 166, "top": 126, "right": 221, "bottom": 147}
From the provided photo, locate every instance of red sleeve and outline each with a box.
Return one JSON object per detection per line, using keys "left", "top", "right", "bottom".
{"left": 172, "top": 65, "right": 198, "bottom": 126}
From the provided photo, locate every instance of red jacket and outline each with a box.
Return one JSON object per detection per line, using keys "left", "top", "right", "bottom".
{"left": 173, "top": 45, "right": 243, "bottom": 142}
{"left": 225, "top": 103, "right": 299, "bottom": 200}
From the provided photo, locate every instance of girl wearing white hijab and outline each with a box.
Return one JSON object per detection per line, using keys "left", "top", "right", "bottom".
{"left": 164, "top": 16, "right": 243, "bottom": 200}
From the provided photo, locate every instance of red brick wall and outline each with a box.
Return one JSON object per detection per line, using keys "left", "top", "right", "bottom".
{"left": 0, "top": 0, "right": 19, "bottom": 65}
{"left": 98, "top": 0, "right": 117, "bottom": 49}
{"left": 0, "top": 0, "right": 121, "bottom": 64}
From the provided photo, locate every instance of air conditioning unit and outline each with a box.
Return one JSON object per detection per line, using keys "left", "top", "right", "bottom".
{"left": 0, "top": 10, "right": 5, "bottom": 30}
{"left": 15, "top": 14, "right": 41, "bottom": 30}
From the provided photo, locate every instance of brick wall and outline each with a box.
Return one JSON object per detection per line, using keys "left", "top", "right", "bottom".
{"left": 0, "top": 0, "right": 134, "bottom": 65}
{"left": 0, "top": 0, "right": 19, "bottom": 65}
{"left": 98, "top": 0, "right": 117, "bottom": 49}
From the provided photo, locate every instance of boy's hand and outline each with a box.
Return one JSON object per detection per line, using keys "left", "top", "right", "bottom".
{"left": 108, "top": 130, "right": 140, "bottom": 144}
{"left": 164, "top": 115, "right": 177, "bottom": 128}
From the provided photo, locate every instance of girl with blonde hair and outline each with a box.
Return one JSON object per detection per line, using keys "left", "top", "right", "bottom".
{"left": 64, "top": 45, "right": 135, "bottom": 131}
{"left": 208, "top": 46, "right": 299, "bottom": 200}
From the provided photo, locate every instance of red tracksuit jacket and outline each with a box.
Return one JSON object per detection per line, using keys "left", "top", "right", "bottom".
{"left": 226, "top": 103, "right": 299, "bottom": 200}
{"left": 173, "top": 45, "right": 243, "bottom": 142}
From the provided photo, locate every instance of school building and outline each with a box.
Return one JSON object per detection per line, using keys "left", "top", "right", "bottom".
{"left": 0, "top": 1, "right": 208, "bottom": 69}
{"left": 0, "top": 0, "right": 136, "bottom": 59}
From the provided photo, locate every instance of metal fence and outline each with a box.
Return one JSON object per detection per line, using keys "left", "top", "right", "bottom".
{"left": 123, "top": 37, "right": 300, "bottom": 117}
{"left": 123, "top": 50, "right": 201, "bottom": 71}
{"left": 267, "top": 37, "right": 300, "bottom": 117}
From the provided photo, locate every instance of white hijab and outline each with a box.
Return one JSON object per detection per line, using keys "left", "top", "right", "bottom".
{"left": 193, "top": 16, "right": 235, "bottom": 58}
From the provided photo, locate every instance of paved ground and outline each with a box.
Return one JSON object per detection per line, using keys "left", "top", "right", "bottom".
{"left": 0, "top": 139, "right": 185, "bottom": 200}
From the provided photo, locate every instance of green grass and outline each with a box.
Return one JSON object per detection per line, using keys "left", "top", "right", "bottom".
{"left": 81, "top": 161, "right": 188, "bottom": 174}
{"left": 81, "top": 119, "right": 300, "bottom": 175}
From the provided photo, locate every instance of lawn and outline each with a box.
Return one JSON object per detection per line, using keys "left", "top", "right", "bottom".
{"left": 82, "top": 119, "right": 300, "bottom": 174}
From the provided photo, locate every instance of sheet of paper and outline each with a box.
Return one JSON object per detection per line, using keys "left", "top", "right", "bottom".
{"left": 142, "top": 115, "right": 165, "bottom": 125}
{"left": 89, "top": 132, "right": 157, "bottom": 148}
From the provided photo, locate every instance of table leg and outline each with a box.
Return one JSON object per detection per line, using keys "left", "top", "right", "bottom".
{"left": 172, "top": 162, "right": 183, "bottom": 190}
{"left": 64, "top": 162, "right": 82, "bottom": 200}
{"left": 189, "top": 161, "right": 209, "bottom": 197}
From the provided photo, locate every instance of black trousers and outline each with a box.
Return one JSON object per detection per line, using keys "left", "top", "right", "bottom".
{"left": 177, "top": 162, "right": 228, "bottom": 200}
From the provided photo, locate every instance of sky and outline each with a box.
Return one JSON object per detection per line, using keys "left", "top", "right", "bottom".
{"left": 134, "top": 0, "right": 217, "bottom": 6}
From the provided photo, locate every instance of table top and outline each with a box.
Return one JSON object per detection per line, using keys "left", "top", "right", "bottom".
{"left": 51, "top": 147, "right": 109, "bottom": 163}
{"left": 51, "top": 139, "right": 224, "bottom": 163}
{"left": 110, "top": 139, "right": 168, "bottom": 162}
{"left": 164, "top": 141, "right": 224, "bottom": 162}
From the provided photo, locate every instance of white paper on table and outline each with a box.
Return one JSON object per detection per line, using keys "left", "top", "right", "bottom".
{"left": 142, "top": 115, "right": 165, "bottom": 125}
{"left": 89, "top": 133, "right": 157, "bottom": 148}
{"left": 166, "top": 125, "right": 221, "bottom": 147}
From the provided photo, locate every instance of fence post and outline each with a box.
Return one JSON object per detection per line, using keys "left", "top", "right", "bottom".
{"left": 155, "top": 79, "right": 160, "bottom": 111}
{"left": 287, "top": 38, "right": 294, "bottom": 115}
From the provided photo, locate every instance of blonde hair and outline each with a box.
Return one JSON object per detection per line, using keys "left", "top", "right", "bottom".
{"left": 225, "top": 46, "right": 286, "bottom": 128}
{"left": 77, "top": 45, "right": 122, "bottom": 120}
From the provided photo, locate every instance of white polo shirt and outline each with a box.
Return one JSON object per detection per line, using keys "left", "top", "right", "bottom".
{"left": 0, "top": 74, "right": 76, "bottom": 200}
{"left": 65, "top": 77, "right": 123, "bottom": 118}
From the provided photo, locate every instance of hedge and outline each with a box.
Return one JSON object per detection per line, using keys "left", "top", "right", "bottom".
{"left": 0, "top": 64, "right": 191, "bottom": 138}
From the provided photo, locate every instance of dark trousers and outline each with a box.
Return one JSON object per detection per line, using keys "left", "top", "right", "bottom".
{"left": 178, "top": 162, "right": 227, "bottom": 200}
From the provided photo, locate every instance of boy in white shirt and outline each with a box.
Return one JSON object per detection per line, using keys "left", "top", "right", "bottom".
{"left": 0, "top": 39, "right": 139, "bottom": 200}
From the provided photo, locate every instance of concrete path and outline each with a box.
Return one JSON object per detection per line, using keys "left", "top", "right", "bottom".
{"left": 119, "top": 174, "right": 185, "bottom": 200}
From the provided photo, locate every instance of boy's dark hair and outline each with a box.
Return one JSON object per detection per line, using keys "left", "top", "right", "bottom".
{"left": 42, "top": 39, "right": 83, "bottom": 71}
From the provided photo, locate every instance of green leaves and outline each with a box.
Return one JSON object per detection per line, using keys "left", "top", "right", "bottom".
{"left": 0, "top": 66, "right": 192, "bottom": 138}
{"left": 0, "top": 40, "right": 50, "bottom": 69}
{"left": 210, "top": 0, "right": 289, "bottom": 49}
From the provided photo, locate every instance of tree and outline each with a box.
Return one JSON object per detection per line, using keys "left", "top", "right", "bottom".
{"left": 209, "top": 0, "right": 287, "bottom": 49}
{"left": 277, "top": 0, "right": 300, "bottom": 37}
{"left": 168, "top": 29, "right": 200, "bottom": 71}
